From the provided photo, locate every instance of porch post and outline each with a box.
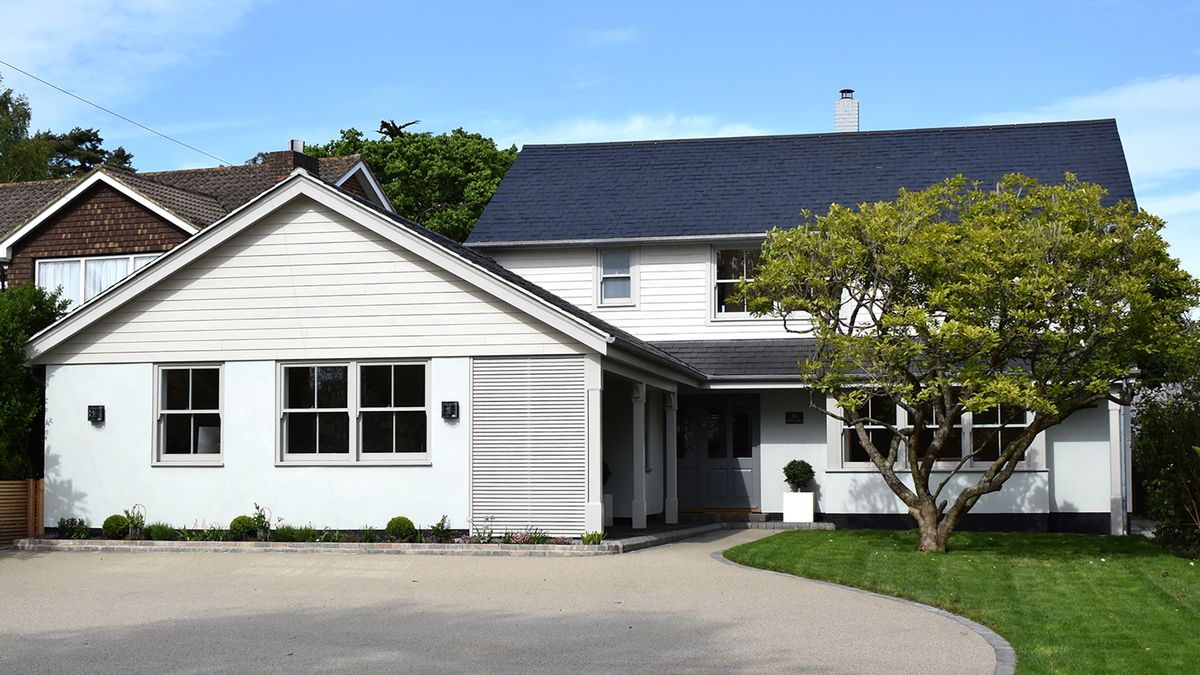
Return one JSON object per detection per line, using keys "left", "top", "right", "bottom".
{"left": 1107, "top": 395, "right": 1127, "bottom": 536}
{"left": 632, "top": 381, "right": 647, "bottom": 529}
{"left": 664, "top": 392, "right": 679, "bottom": 524}
{"left": 584, "top": 355, "right": 604, "bottom": 533}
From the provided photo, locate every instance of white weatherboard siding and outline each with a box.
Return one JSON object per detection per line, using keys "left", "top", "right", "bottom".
{"left": 47, "top": 197, "right": 584, "bottom": 365}
{"left": 471, "top": 356, "right": 589, "bottom": 536}
{"left": 490, "top": 245, "right": 797, "bottom": 341}
{"left": 43, "top": 360, "right": 471, "bottom": 529}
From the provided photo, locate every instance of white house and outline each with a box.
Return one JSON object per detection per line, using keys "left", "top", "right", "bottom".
{"left": 28, "top": 112, "right": 1136, "bottom": 536}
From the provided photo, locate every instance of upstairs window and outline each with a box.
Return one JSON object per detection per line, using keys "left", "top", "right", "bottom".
{"left": 37, "top": 253, "right": 159, "bottom": 309}
{"left": 598, "top": 250, "right": 635, "bottom": 306}
{"left": 714, "top": 248, "right": 760, "bottom": 315}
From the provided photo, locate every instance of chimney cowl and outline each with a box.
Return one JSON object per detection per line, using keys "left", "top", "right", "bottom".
{"left": 839, "top": 88, "right": 855, "bottom": 99}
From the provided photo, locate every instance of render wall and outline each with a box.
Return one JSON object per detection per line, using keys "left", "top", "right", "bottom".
{"left": 43, "top": 360, "right": 471, "bottom": 530}
{"left": 755, "top": 390, "right": 1113, "bottom": 521}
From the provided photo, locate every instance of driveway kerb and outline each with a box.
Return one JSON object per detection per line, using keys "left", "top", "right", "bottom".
{"left": 712, "top": 550, "right": 1017, "bottom": 675}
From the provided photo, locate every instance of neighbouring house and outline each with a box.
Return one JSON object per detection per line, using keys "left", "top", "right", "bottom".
{"left": 22, "top": 99, "right": 1136, "bottom": 537}
{"left": 0, "top": 141, "right": 391, "bottom": 306}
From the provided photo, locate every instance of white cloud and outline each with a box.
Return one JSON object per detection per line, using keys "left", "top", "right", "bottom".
{"left": 977, "top": 74, "right": 1200, "bottom": 180}
{"left": 0, "top": 0, "right": 257, "bottom": 130}
{"left": 581, "top": 27, "right": 641, "bottom": 46}
{"left": 503, "top": 113, "right": 769, "bottom": 147}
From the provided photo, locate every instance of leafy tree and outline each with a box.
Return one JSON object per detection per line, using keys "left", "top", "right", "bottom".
{"left": 34, "top": 126, "right": 135, "bottom": 178}
{"left": 308, "top": 126, "right": 517, "bottom": 242}
{"left": 0, "top": 75, "right": 51, "bottom": 182}
{"left": 740, "top": 173, "right": 1198, "bottom": 552}
{"left": 0, "top": 284, "right": 68, "bottom": 479}
{"left": 1133, "top": 371, "right": 1200, "bottom": 558}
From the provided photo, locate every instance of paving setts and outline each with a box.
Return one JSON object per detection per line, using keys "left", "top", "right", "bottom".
{"left": 0, "top": 530, "right": 995, "bottom": 674}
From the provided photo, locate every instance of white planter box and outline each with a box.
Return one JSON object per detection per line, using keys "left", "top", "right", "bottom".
{"left": 603, "top": 493, "right": 613, "bottom": 527}
{"left": 783, "top": 491, "right": 814, "bottom": 523}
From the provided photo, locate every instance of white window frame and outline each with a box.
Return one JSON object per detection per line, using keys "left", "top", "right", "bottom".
{"left": 826, "top": 393, "right": 1044, "bottom": 472}
{"left": 358, "top": 362, "right": 430, "bottom": 458}
{"left": 710, "top": 244, "right": 769, "bottom": 321}
{"left": 36, "top": 252, "right": 160, "bottom": 309}
{"left": 595, "top": 248, "right": 638, "bottom": 308}
{"left": 276, "top": 360, "right": 431, "bottom": 466}
{"left": 153, "top": 364, "right": 223, "bottom": 467}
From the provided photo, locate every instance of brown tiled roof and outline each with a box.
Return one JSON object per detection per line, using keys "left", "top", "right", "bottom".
{"left": 0, "top": 152, "right": 367, "bottom": 242}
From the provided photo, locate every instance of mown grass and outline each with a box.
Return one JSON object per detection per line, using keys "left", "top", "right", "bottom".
{"left": 724, "top": 530, "right": 1198, "bottom": 673}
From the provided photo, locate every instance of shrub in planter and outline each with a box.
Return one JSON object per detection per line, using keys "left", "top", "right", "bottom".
{"left": 145, "top": 522, "right": 178, "bottom": 541}
{"left": 361, "top": 526, "right": 378, "bottom": 543}
{"left": 386, "top": 516, "right": 417, "bottom": 542}
{"left": 424, "top": 515, "right": 453, "bottom": 543}
{"left": 228, "top": 515, "right": 258, "bottom": 541}
{"left": 273, "top": 524, "right": 319, "bottom": 542}
{"left": 783, "top": 459, "right": 815, "bottom": 492}
{"left": 102, "top": 514, "right": 130, "bottom": 539}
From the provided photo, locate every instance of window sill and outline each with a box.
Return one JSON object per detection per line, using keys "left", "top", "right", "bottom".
{"left": 710, "top": 313, "right": 774, "bottom": 323}
{"left": 275, "top": 458, "right": 433, "bottom": 467}
{"left": 826, "top": 465, "right": 1046, "bottom": 474}
{"left": 152, "top": 460, "right": 224, "bottom": 468}
{"left": 597, "top": 301, "right": 637, "bottom": 309}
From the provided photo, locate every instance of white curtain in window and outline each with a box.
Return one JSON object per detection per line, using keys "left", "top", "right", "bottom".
{"left": 84, "top": 258, "right": 128, "bottom": 301}
{"left": 132, "top": 254, "right": 158, "bottom": 271}
{"left": 37, "top": 261, "right": 81, "bottom": 307}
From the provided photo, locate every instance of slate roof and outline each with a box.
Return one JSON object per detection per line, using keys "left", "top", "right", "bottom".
{"left": 0, "top": 154, "right": 366, "bottom": 241}
{"left": 468, "top": 119, "right": 1135, "bottom": 246}
{"left": 652, "top": 339, "right": 821, "bottom": 380}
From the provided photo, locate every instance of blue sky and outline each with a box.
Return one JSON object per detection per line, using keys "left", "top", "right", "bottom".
{"left": 3, "top": 1, "right": 1199, "bottom": 273}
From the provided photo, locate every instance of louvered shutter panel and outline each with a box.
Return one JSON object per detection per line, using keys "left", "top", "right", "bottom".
{"left": 471, "top": 356, "right": 588, "bottom": 536}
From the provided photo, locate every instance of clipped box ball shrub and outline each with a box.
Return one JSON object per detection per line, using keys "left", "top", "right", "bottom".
{"left": 102, "top": 514, "right": 130, "bottom": 539}
{"left": 228, "top": 515, "right": 257, "bottom": 541}
{"left": 386, "top": 516, "right": 417, "bottom": 542}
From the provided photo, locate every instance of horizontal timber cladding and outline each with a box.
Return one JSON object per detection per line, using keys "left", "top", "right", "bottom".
{"left": 47, "top": 198, "right": 585, "bottom": 364}
{"left": 471, "top": 356, "right": 588, "bottom": 537}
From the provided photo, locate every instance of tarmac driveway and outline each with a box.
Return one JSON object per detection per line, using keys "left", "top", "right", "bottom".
{"left": 0, "top": 530, "right": 995, "bottom": 674}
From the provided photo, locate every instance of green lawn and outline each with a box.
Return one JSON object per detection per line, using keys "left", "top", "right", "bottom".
{"left": 724, "top": 530, "right": 1198, "bottom": 673}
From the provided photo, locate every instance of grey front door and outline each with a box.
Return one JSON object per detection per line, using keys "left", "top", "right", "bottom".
{"left": 676, "top": 395, "right": 759, "bottom": 509}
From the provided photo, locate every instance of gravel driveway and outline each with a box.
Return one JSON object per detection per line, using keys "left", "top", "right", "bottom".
{"left": 0, "top": 529, "right": 995, "bottom": 674}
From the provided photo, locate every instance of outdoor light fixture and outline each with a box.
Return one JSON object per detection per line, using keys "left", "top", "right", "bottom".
{"left": 441, "top": 401, "right": 459, "bottom": 420}
{"left": 87, "top": 405, "right": 105, "bottom": 424}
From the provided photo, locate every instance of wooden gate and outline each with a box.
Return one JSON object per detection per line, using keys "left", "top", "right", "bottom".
{"left": 0, "top": 480, "right": 43, "bottom": 545}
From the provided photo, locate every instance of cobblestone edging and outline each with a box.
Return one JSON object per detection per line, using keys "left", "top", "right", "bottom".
{"left": 14, "top": 538, "right": 620, "bottom": 557}
{"left": 713, "top": 552, "right": 1017, "bottom": 675}
{"left": 14, "top": 520, "right": 836, "bottom": 557}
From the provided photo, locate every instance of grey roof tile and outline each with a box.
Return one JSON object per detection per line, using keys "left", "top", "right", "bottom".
{"left": 468, "top": 120, "right": 1135, "bottom": 245}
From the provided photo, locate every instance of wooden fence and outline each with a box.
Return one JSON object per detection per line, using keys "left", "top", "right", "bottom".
{"left": 0, "top": 480, "right": 43, "bottom": 545}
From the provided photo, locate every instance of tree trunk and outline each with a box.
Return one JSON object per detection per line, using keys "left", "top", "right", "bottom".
{"left": 912, "top": 499, "right": 950, "bottom": 553}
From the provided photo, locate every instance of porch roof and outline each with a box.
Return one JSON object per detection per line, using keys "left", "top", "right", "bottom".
{"left": 651, "top": 338, "right": 821, "bottom": 380}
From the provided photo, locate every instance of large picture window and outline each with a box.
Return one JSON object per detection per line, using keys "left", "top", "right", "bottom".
{"left": 835, "top": 393, "right": 1037, "bottom": 469}
{"left": 37, "top": 253, "right": 159, "bottom": 309}
{"left": 714, "top": 247, "right": 760, "bottom": 315}
{"left": 157, "top": 366, "right": 221, "bottom": 463}
{"left": 280, "top": 361, "right": 429, "bottom": 463}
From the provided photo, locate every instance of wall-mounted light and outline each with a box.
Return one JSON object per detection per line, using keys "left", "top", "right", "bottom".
{"left": 441, "top": 401, "right": 459, "bottom": 420}
{"left": 87, "top": 405, "right": 105, "bottom": 424}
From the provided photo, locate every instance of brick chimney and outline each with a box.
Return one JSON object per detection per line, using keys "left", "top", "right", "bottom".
{"left": 263, "top": 140, "right": 319, "bottom": 180}
{"left": 834, "top": 89, "right": 859, "bottom": 133}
